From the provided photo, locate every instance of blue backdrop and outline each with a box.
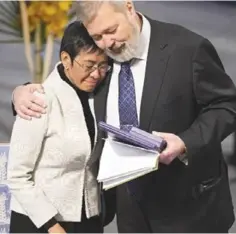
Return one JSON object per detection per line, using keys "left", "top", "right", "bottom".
{"left": 0, "top": 144, "right": 10, "bottom": 234}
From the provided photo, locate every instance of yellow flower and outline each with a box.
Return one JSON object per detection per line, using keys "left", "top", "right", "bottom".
{"left": 58, "top": 1, "right": 72, "bottom": 11}
{"left": 27, "top": 2, "right": 40, "bottom": 17}
{"left": 43, "top": 3, "right": 57, "bottom": 16}
{"left": 45, "top": 15, "right": 68, "bottom": 38}
{"left": 28, "top": 16, "right": 40, "bottom": 32}
{"left": 26, "top": 1, "right": 72, "bottom": 39}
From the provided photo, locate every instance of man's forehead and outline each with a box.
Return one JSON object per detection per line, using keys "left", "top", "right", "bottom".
{"left": 86, "top": 18, "right": 116, "bottom": 36}
{"left": 84, "top": 2, "right": 118, "bottom": 35}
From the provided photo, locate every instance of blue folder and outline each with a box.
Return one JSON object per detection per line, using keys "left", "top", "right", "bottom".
{"left": 98, "top": 122, "right": 167, "bottom": 153}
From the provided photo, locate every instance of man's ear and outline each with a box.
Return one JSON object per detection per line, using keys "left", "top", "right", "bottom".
{"left": 60, "top": 51, "right": 71, "bottom": 69}
{"left": 125, "top": 0, "right": 135, "bottom": 15}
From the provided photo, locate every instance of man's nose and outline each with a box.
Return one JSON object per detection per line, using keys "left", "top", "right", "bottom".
{"left": 103, "top": 36, "right": 115, "bottom": 50}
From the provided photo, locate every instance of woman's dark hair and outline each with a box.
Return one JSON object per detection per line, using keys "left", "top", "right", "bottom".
{"left": 60, "top": 21, "right": 103, "bottom": 61}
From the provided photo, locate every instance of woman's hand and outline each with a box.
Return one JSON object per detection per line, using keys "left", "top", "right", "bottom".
{"left": 48, "top": 223, "right": 66, "bottom": 233}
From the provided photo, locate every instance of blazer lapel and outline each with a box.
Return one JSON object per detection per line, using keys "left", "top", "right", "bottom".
{"left": 94, "top": 65, "right": 113, "bottom": 138}
{"left": 139, "top": 18, "right": 171, "bottom": 131}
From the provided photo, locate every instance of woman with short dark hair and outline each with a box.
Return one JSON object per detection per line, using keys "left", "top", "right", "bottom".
{"left": 7, "top": 21, "right": 111, "bottom": 233}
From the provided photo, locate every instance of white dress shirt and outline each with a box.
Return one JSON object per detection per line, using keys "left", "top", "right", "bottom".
{"left": 106, "top": 14, "right": 151, "bottom": 127}
{"left": 105, "top": 15, "right": 187, "bottom": 164}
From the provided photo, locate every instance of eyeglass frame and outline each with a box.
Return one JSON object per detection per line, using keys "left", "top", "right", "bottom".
{"left": 74, "top": 59, "right": 112, "bottom": 74}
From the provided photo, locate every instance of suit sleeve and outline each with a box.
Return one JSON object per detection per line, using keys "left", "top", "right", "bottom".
{"left": 178, "top": 38, "right": 236, "bottom": 166}
{"left": 7, "top": 91, "right": 58, "bottom": 228}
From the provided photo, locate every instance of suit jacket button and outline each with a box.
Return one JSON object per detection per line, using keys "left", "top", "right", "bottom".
{"left": 160, "top": 44, "right": 167, "bottom": 50}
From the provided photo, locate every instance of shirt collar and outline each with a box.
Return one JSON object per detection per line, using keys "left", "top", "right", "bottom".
{"left": 135, "top": 12, "right": 151, "bottom": 61}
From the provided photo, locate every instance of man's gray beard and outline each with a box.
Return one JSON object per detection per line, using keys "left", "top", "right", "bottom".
{"left": 105, "top": 41, "right": 138, "bottom": 62}
{"left": 105, "top": 21, "right": 140, "bottom": 62}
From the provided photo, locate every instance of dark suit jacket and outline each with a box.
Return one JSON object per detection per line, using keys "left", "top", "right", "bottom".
{"left": 92, "top": 17, "right": 236, "bottom": 232}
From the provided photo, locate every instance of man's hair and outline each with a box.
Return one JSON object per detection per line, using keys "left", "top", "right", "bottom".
{"left": 71, "top": 1, "right": 126, "bottom": 24}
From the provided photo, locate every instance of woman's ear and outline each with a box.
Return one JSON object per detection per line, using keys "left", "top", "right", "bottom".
{"left": 61, "top": 51, "right": 71, "bottom": 70}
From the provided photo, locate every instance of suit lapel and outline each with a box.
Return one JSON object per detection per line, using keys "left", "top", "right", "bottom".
{"left": 139, "top": 18, "right": 170, "bottom": 131}
{"left": 94, "top": 65, "right": 113, "bottom": 138}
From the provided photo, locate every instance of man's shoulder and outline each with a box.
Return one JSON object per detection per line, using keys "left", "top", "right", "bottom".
{"left": 150, "top": 18, "right": 205, "bottom": 47}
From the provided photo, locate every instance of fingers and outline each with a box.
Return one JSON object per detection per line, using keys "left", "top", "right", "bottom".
{"left": 152, "top": 131, "right": 170, "bottom": 163}
{"left": 13, "top": 84, "right": 47, "bottom": 119}
{"left": 154, "top": 131, "right": 176, "bottom": 164}
{"left": 153, "top": 131, "right": 185, "bottom": 165}
{"left": 152, "top": 131, "right": 160, "bottom": 136}
{"left": 30, "top": 102, "right": 46, "bottom": 114}
{"left": 152, "top": 131, "right": 169, "bottom": 139}
{"left": 22, "top": 99, "right": 46, "bottom": 117}
{"left": 36, "top": 86, "right": 45, "bottom": 94}
{"left": 159, "top": 149, "right": 174, "bottom": 165}
{"left": 18, "top": 105, "right": 41, "bottom": 118}
{"left": 32, "top": 95, "right": 47, "bottom": 109}
{"left": 16, "top": 109, "right": 32, "bottom": 120}
{"left": 29, "top": 84, "right": 45, "bottom": 94}
{"left": 159, "top": 143, "right": 172, "bottom": 164}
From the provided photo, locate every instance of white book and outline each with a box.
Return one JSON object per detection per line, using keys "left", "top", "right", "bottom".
{"left": 97, "top": 139, "right": 159, "bottom": 190}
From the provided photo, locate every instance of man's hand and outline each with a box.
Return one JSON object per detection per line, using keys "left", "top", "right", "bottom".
{"left": 152, "top": 131, "right": 186, "bottom": 165}
{"left": 12, "top": 84, "right": 46, "bottom": 120}
{"left": 48, "top": 223, "right": 66, "bottom": 233}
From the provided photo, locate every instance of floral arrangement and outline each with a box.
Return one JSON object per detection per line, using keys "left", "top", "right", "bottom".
{"left": 0, "top": 1, "right": 73, "bottom": 83}
{"left": 21, "top": 1, "right": 73, "bottom": 82}
{"left": 27, "top": 1, "right": 72, "bottom": 39}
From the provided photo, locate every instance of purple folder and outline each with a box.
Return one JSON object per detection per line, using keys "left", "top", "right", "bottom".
{"left": 98, "top": 122, "right": 167, "bottom": 152}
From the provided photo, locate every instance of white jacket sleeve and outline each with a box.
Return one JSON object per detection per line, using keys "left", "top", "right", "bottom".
{"left": 7, "top": 91, "right": 58, "bottom": 228}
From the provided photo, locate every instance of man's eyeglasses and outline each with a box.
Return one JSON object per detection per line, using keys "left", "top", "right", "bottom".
{"left": 74, "top": 59, "right": 111, "bottom": 74}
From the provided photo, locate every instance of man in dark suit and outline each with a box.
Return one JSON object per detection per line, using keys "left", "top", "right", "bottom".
{"left": 11, "top": 0, "right": 236, "bottom": 232}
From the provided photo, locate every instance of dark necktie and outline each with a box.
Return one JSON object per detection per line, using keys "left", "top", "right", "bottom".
{"left": 118, "top": 61, "right": 138, "bottom": 130}
{"left": 118, "top": 61, "right": 139, "bottom": 194}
